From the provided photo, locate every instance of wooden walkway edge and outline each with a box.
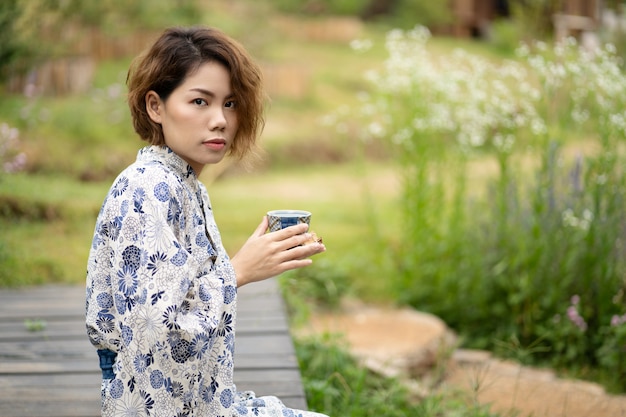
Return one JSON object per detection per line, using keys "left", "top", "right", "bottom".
{"left": 0, "top": 278, "right": 308, "bottom": 417}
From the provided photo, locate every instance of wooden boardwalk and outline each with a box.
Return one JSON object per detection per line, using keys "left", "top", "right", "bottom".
{"left": 0, "top": 278, "right": 308, "bottom": 417}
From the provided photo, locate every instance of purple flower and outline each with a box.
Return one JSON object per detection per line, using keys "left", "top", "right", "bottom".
{"left": 611, "top": 314, "right": 626, "bottom": 327}
{"left": 566, "top": 299, "right": 587, "bottom": 331}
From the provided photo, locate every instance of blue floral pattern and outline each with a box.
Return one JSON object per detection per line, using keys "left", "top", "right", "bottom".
{"left": 86, "top": 146, "right": 328, "bottom": 417}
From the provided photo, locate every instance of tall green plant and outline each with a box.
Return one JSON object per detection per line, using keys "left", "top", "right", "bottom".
{"left": 332, "top": 26, "right": 626, "bottom": 391}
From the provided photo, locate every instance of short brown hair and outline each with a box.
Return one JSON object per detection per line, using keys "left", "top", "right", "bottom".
{"left": 127, "top": 26, "right": 265, "bottom": 160}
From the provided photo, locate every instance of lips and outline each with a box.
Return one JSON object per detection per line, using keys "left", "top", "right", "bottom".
{"left": 203, "top": 138, "right": 226, "bottom": 151}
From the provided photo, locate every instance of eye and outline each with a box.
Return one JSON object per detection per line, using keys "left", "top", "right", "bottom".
{"left": 193, "top": 98, "right": 207, "bottom": 106}
{"left": 224, "top": 100, "right": 237, "bottom": 109}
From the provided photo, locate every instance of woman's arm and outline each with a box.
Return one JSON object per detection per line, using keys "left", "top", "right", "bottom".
{"left": 86, "top": 169, "right": 227, "bottom": 351}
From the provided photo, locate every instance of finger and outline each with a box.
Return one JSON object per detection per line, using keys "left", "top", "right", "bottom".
{"left": 280, "top": 239, "right": 325, "bottom": 258}
{"left": 269, "top": 223, "right": 309, "bottom": 240}
{"left": 287, "top": 223, "right": 310, "bottom": 236}
{"left": 275, "top": 232, "right": 313, "bottom": 252}
{"left": 276, "top": 258, "right": 314, "bottom": 274}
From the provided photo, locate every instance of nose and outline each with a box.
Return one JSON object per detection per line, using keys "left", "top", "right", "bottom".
{"left": 209, "top": 106, "right": 227, "bottom": 131}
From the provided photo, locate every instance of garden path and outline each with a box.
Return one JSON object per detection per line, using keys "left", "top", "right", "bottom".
{"left": 0, "top": 279, "right": 308, "bottom": 417}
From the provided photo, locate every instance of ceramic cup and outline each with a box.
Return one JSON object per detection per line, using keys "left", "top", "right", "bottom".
{"left": 267, "top": 210, "right": 311, "bottom": 232}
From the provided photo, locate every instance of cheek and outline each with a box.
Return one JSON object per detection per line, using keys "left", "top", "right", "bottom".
{"left": 228, "top": 113, "right": 239, "bottom": 130}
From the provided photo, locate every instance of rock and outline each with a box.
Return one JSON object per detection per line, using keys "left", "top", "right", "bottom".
{"left": 300, "top": 304, "right": 457, "bottom": 379}
{"left": 444, "top": 348, "right": 626, "bottom": 417}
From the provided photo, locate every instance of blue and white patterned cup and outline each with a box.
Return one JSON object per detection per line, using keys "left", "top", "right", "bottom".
{"left": 267, "top": 210, "right": 311, "bottom": 232}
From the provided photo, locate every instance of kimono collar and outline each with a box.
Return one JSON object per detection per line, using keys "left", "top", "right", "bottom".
{"left": 137, "top": 145, "right": 197, "bottom": 181}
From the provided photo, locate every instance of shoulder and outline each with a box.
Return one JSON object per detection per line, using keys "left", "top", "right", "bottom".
{"left": 108, "top": 159, "right": 185, "bottom": 200}
{"left": 97, "top": 163, "right": 191, "bottom": 226}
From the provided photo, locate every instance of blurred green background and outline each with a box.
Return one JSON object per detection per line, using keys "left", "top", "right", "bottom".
{"left": 0, "top": 0, "right": 446, "bottom": 291}
{"left": 2, "top": 1, "right": 626, "bottom": 409}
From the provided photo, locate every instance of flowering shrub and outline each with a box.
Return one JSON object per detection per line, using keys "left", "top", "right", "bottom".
{"left": 331, "top": 27, "right": 626, "bottom": 391}
{"left": 541, "top": 295, "right": 591, "bottom": 366}
{"left": 334, "top": 27, "right": 548, "bottom": 156}
{"left": 0, "top": 122, "right": 26, "bottom": 174}
{"left": 566, "top": 295, "right": 588, "bottom": 332}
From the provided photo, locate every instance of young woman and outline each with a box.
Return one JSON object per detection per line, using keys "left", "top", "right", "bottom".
{"left": 85, "top": 26, "right": 327, "bottom": 417}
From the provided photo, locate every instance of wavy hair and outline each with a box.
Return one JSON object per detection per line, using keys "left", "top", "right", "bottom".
{"left": 127, "top": 26, "right": 265, "bottom": 161}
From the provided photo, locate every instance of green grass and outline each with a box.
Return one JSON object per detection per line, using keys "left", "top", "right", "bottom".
{"left": 0, "top": 172, "right": 108, "bottom": 209}
{"left": 295, "top": 334, "right": 503, "bottom": 417}
{"left": 0, "top": 173, "right": 108, "bottom": 285}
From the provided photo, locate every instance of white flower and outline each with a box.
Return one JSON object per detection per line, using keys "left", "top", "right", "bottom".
{"left": 115, "top": 392, "right": 148, "bottom": 417}
{"left": 349, "top": 38, "right": 373, "bottom": 52}
{"left": 366, "top": 122, "right": 385, "bottom": 138}
{"left": 144, "top": 212, "right": 172, "bottom": 254}
{"left": 133, "top": 304, "right": 163, "bottom": 343}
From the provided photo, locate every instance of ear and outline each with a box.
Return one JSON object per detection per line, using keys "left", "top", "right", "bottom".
{"left": 145, "top": 91, "right": 163, "bottom": 124}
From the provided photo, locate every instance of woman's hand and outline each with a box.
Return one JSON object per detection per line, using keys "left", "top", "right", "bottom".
{"left": 231, "top": 216, "right": 326, "bottom": 287}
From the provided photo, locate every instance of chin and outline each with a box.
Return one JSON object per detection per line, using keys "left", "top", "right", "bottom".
{"left": 206, "top": 155, "right": 227, "bottom": 165}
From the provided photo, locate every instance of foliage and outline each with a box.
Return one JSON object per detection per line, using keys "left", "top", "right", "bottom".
{"left": 330, "top": 26, "right": 626, "bottom": 392}
{"left": 0, "top": 169, "right": 112, "bottom": 287}
{"left": 279, "top": 259, "right": 352, "bottom": 324}
{"left": 0, "top": 60, "right": 138, "bottom": 180}
{"left": 509, "top": 0, "right": 562, "bottom": 41}
{"left": 0, "top": 0, "right": 26, "bottom": 80}
{"left": 0, "top": 240, "right": 19, "bottom": 286}
{"left": 0, "top": 0, "right": 201, "bottom": 78}
{"left": 295, "top": 334, "right": 503, "bottom": 416}
{"left": 270, "top": 0, "right": 450, "bottom": 28}
{"left": 0, "top": 122, "right": 26, "bottom": 174}
{"left": 489, "top": 18, "right": 526, "bottom": 57}
{"left": 0, "top": 223, "right": 66, "bottom": 287}
{"left": 387, "top": 0, "right": 452, "bottom": 29}
{"left": 271, "top": 0, "right": 364, "bottom": 15}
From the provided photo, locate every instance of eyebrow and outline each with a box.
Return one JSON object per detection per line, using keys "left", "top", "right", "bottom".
{"left": 189, "top": 88, "right": 234, "bottom": 99}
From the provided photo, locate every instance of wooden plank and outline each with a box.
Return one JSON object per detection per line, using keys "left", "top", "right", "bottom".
{"left": 0, "top": 278, "right": 308, "bottom": 416}
{"left": 0, "top": 394, "right": 307, "bottom": 416}
{"left": 0, "top": 279, "right": 281, "bottom": 302}
{"left": 0, "top": 370, "right": 304, "bottom": 399}
{"left": 0, "top": 372, "right": 99, "bottom": 387}
{"left": 0, "top": 298, "right": 286, "bottom": 321}
{"left": 0, "top": 387, "right": 306, "bottom": 417}
{"left": 0, "top": 355, "right": 300, "bottom": 375}
{"left": 0, "top": 316, "right": 288, "bottom": 341}
{"left": 0, "top": 400, "right": 100, "bottom": 417}
{"left": 0, "top": 368, "right": 303, "bottom": 390}
{"left": 0, "top": 330, "right": 294, "bottom": 354}
{"left": 0, "top": 333, "right": 298, "bottom": 362}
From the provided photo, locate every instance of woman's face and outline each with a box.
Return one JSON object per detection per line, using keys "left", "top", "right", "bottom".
{"left": 146, "top": 61, "right": 238, "bottom": 175}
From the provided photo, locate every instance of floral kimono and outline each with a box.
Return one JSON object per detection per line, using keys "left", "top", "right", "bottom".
{"left": 86, "top": 146, "right": 327, "bottom": 417}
